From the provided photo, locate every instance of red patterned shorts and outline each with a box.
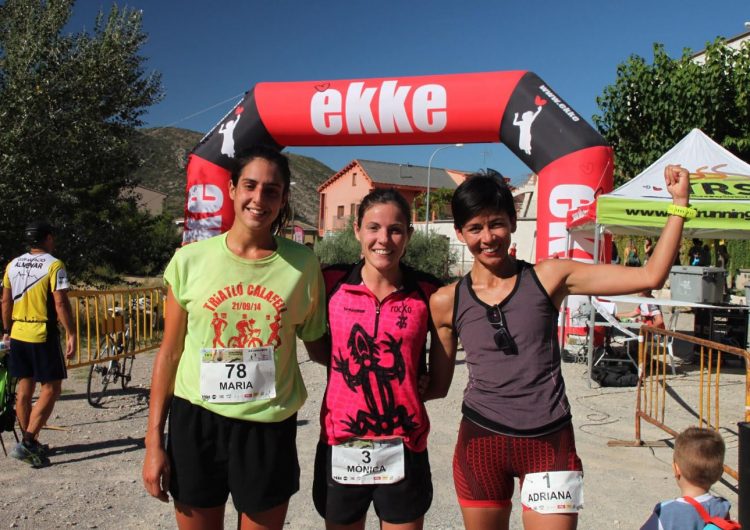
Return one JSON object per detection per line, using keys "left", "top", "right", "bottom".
{"left": 453, "top": 417, "right": 583, "bottom": 508}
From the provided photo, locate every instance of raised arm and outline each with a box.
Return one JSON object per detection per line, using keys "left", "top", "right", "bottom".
{"left": 422, "top": 283, "right": 458, "bottom": 401}
{"left": 537, "top": 165, "right": 691, "bottom": 308}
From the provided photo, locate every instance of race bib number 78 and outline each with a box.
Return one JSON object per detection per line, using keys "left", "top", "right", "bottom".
{"left": 199, "top": 347, "right": 276, "bottom": 403}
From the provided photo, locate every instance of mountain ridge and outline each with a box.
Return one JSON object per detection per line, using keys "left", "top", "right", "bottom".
{"left": 132, "top": 127, "right": 334, "bottom": 227}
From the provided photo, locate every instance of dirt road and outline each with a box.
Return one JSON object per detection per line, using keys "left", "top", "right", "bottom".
{"left": 0, "top": 342, "right": 742, "bottom": 529}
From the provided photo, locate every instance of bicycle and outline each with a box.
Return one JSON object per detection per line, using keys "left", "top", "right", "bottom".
{"left": 86, "top": 306, "right": 136, "bottom": 406}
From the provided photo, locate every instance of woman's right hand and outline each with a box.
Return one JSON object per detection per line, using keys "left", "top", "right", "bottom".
{"left": 142, "top": 445, "right": 171, "bottom": 502}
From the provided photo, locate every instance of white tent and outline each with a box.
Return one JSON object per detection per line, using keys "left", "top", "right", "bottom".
{"left": 596, "top": 128, "right": 750, "bottom": 239}
{"left": 564, "top": 129, "right": 750, "bottom": 384}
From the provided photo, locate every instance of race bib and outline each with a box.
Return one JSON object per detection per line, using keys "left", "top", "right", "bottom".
{"left": 199, "top": 347, "right": 276, "bottom": 403}
{"left": 331, "top": 438, "right": 405, "bottom": 485}
{"left": 521, "top": 470, "right": 584, "bottom": 514}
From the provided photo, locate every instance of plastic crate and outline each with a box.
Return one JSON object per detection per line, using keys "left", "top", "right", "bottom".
{"left": 669, "top": 266, "right": 726, "bottom": 304}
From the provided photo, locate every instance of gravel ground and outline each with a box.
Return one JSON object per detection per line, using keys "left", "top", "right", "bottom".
{"left": 0, "top": 325, "right": 742, "bottom": 529}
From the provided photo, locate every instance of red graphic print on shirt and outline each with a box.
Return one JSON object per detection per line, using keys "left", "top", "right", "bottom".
{"left": 202, "top": 282, "right": 287, "bottom": 349}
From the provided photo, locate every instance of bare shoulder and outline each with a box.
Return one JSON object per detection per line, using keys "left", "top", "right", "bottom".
{"left": 533, "top": 257, "right": 582, "bottom": 302}
{"left": 430, "top": 280, "right": 458, "bottom": 323}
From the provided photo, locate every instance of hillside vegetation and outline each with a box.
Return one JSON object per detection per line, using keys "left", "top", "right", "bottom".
{"left": 133, "top": 127, "right": 334, "bottom": 225}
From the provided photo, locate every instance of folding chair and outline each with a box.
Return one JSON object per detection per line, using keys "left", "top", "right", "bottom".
{"left": 563, "top": 302, "right": 607, "bottom": 364}
{"left": 591, "top": 298, "right": 640, "bottom": 369}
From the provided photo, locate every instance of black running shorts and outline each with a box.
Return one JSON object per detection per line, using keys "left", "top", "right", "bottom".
{"left": 8, "top": 335, "right": 67, "bottom": 383}
{"left": 312, "top": 440, "right": 433, "bottom": 525}
{"left": 167, "top": 396, "right": 300, "bottom": 515}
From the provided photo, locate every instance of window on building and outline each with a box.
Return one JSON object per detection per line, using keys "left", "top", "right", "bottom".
{"left": 350, "top": 203, "right": 356, "bottom": 219}
{"left": 352, "top": 172, "right": 357, "bottom": 186}
{"left": 337, "top": 205, "right": 345, "bottom": 218}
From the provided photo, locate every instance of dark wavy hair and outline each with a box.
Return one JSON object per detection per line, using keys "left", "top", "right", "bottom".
{"left": 230, "top": 145, "right": 292, "bottom": 235}
{"left": 356, "top": 188, "right": 412, "bottom": 228}
{"left": 451, "top": 173, "right": 516, "bottom": 230}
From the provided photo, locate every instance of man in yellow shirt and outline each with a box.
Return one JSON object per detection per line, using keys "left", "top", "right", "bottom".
{"left": 2, "top": 221, "right": 76, "bottom": 468}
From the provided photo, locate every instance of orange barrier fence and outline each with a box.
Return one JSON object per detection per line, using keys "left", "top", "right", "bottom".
{"left": 66, "top": 287, "right": 166, "bottom": 368}
{"left": 625, "top": 324, "right": 750, "bottom": 481}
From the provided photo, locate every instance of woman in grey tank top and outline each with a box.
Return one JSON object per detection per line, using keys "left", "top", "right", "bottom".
{"left": 429, "top": 166, "right": 692, "bottom": 530}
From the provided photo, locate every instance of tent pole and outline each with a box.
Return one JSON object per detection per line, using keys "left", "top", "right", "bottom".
{"left": 559, "top": 229, "right": 574, "bottom": 349}
{"left": 587, "top": 224, "right": 603, "bottom": 388}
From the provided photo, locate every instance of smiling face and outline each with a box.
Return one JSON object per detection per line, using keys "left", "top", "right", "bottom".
{"left": 355, "top": 201, "right": 412, "bottom": 274}
{"left": 228, "top": 157, "right": 288, "bottom": 234}
{"left": 456, "top": 209, "right": 515, "bottom": 269}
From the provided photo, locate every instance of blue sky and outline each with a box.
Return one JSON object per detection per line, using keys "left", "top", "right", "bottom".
{"left": 70, "top": 1, "right": 749, "bottom": 183}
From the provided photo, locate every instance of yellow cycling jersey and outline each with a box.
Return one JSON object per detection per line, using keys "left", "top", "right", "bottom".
{"left": 3, "top": 252, "right": 70, "bottom": 343}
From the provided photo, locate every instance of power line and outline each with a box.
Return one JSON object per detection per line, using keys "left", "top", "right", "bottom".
{"left": 159, "top": 91, "right": 246, "bottom": 129}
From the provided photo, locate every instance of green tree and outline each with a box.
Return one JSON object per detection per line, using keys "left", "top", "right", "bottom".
{"left": 314, "top": 220, "right": 361, "bottom": 266}
{"left": 594, "top": 40, "right": 750, "bottom": 186}
{"left": 414, "top": 187, "right": 454, "bottom": 221}
{"left": 403, "top": 230, "right": 457, "bottom": 281}
{"left": 0, "top": 0, "right": 163, "bottom": 277}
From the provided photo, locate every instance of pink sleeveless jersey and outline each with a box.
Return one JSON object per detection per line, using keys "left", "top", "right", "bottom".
{"left": 320, "top": 262, "right": 440, "bottom": 452}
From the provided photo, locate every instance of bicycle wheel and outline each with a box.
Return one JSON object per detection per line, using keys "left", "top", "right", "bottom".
{"left": 87, "top": 343, "right": 118, "bottom": 406}
{"left": 120, "top": 355, "right": 135, "bottom": 389}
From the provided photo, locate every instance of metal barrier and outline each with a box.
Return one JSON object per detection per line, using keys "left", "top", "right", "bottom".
{"left": 66, "top": 287, "right": 166, "bottom": 368}
{"left": 623, "top": 324, "right": 750, "bottom": 481}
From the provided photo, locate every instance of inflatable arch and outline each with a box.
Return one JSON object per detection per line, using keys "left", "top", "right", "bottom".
{"left": 183, "top": 71, "right": 613, "bottom": 262}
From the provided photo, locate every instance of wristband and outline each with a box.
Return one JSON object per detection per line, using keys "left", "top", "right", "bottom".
{"left": 667, "top": 204, "right": 697, "bottom": 219}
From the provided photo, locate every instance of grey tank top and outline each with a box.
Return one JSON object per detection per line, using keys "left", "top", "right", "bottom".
{"left": 454, "top": 260, "right": 571, "bottom": 435}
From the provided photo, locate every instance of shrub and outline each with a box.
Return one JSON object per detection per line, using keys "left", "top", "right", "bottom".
{"left": 403, "top": 231, "right": 457, "bottom": 282}
{"left": 314, "top": 223, "right": 457, "bottom": 282}
{"left": 314, "top": 221, "right": 361, "bottom": 266}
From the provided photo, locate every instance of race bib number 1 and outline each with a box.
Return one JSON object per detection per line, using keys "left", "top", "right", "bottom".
{"left": 199, "top": 347, "right": 276, "bottom": 403}
{"left": 521, "top": 470, "right": 584, "bottom": 514}
{"left": 331, "top": 438, "right": 405, "bottom": 485}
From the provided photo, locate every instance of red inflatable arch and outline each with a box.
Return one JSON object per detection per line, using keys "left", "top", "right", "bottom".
{"left": 183, "top": 71, "right": 613, "bottom": 262}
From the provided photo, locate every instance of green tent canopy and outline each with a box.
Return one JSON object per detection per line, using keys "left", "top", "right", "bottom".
{"left": 596, "top": 129, "right": 750, "bottom": 239}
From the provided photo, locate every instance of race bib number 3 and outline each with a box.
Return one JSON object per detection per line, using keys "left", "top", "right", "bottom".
{"left": 521, "top": 470, "right": 584, "bottom": 514}
{"left": 200, "top": 347, "right": 276, "bottom": 403}
{"left": 331, "top": 438, "right": 405, "bottom": 485}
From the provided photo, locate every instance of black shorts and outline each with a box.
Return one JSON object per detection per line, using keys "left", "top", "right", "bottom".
{"left": 312, "top": 440, "right": 433, "bottom": 525}
{"left": 8, "top": 335, "right": 67, "bottom": 383}
{"left": 167, "top": 396, "right": 300, "bottom": 514}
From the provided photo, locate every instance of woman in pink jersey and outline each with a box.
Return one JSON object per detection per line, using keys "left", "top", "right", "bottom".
{"left": 429, "top": 166, "right": 692, "bottom": 530}
{"left": 313, "top": 188, "right": 450, "bottom": 530}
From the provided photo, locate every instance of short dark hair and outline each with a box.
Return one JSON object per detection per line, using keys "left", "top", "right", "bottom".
{"left": 24, "top": 221, "right": 55, "bottom": 248}
{"left": 452, "top": 173, "right": 516, "bottom": 230}
{"left": 356, "top": 188, "right": 412, "bottom": 228}
{"left": 229, "top": 145, "right": 292, "bottom": 235}
{"left": 674, "top": 427, "right": 725, "bottom": 489}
